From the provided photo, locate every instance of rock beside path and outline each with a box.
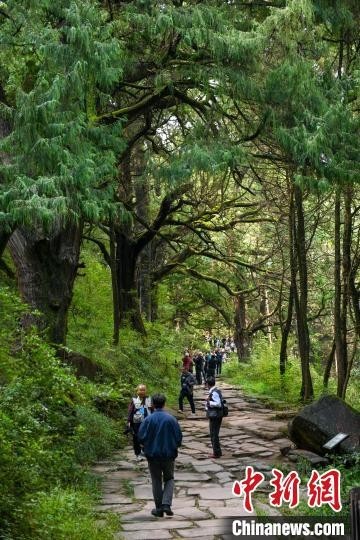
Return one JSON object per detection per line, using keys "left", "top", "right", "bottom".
{"left": 289, "top": 395, "right": 360, "bottom": 455}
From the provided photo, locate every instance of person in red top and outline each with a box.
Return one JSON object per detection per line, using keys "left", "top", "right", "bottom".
{"left": 182, "top": 351, "right": 194, "bottom": 373}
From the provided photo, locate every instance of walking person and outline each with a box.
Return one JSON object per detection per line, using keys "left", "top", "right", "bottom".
{"left": 207, "top": 351, "right": 217, "bottom": 379}
{"left": 182, "top": 351, "right": 194, "bottom": 373}
{"left": 178, "top": 368, "right": 196, "bottom": 414}
{"left": 205, "top": 376, "right": 223, "bottom": 458}
{"left": 194, "top": 351, "right": 204, "bottom": 385}
{"left": 127, "top": 384, "right": 152, "bottom": 460}
{"left": 138, "top": 393, "right": 182, "bottom": 517}
{"left": 204, "top": 351, "right": 211, "bottom": 380}
{"left": 215, "top": 349, "right": 223, "bottom": 375}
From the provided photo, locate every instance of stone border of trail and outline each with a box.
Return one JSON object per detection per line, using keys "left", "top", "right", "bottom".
{"left": 93, "top": 381, "right": 292, "bottom": 539}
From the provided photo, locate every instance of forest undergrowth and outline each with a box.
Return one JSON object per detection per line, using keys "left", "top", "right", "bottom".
{"left": 0, "top": 248, "right": 185, "bottom": 539}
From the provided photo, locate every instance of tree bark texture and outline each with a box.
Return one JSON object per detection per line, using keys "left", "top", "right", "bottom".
{"left": 279, "top": 284, "right": 294, "bottom": 375}
{"left": 234, "top": 293, "right": 251, "bottom": 361}
{"left": 292, "top": 185, "right": 313, "bottom": 400}
{"left": 115, "top": 229, "right": 146, "bottom": 334}
{"left": 338, "top": 186, "right": 352, "bottom": 398}
{"left": 9, "top": 223, "right": 82, "bottom": 345}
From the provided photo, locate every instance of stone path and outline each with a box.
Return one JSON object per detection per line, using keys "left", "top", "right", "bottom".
{"left": 93, "top": 382, "right": 294, "bottom": 539}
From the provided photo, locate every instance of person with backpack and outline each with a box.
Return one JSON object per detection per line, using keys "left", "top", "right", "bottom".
{"left": 127, "top": 384, "right": 153, "bottom": 460}
{"left": 205, "top": 375, "right": 226, "bottom": 458}
{"left": 178, "top": 368, "right": 196, "bottom": 414}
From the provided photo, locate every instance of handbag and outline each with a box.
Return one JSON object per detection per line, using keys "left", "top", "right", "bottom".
{"left": 206, "top": 408, "right": 221, "bottom": 419}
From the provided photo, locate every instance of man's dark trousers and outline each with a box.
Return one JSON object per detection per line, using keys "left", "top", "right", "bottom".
{"left": 179, "top": 389, "right": 195, "bottom": 413}
{"left": 195, "top": 368, "right": 202, "bottom": 385}
{"left": 132, "top": 423, "right": 141, "bottom": 455}
{"left": 147, "top": 459, "right": 175, "bottom": 508}
{"left": 209, "top": 416, "right": 222, "bottom": 457}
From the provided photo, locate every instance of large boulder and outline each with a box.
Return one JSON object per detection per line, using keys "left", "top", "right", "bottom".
{"left": 288, "top": 395, "right": 360, "bottom": 455}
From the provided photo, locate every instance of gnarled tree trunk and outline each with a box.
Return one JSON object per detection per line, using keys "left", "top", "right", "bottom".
{"left": 115, "top": 229, "right": 146, "bottom": 335}
{"left": 9, "top": 223, "right": 82, "bottom": 345}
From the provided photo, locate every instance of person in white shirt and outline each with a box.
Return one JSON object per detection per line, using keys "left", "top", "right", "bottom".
{"left": 205, "top": 375, "right": 223, "bottom": 458}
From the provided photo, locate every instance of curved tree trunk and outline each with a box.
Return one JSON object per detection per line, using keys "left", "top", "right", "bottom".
{"left": 279, "top": 284, "right": 294, "bottom": 375}
{"left": 323, "top": 340, "right": 336, "bottom": 388}
{"left": 9, "top": 223, "right": 82, "bottom": 345}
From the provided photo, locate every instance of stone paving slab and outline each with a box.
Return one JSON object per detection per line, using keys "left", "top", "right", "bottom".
{"left": 96, "top": 503, "right": 142, "bottom": 513}
{"left": 122, "top": 519, "right": 193, "bottom": 531}
{"left": 177, "top": 527, "right": 224, "bottom": 537}
{"left": 117, "top": 530, "right": 172, "bottom": 539}
{"left": 210, "top": 506, "right": 255, "bottom": 518}
{"left": 198, "top": 499, "right": 225, "bottom": 508}
{"left": 100, "top": 494, "right": 133, "bottom": 505}
{"left": 133, "top": 485, "right": 153, "bottom": 499}
{"left": 94, "top": 381, "right": 292, "bottom": 539}
{"left": 189, "top": 487, "right": 233, "bottom": 499}
{"left": 192, "top": 463, "right": 224, "bottom": 473}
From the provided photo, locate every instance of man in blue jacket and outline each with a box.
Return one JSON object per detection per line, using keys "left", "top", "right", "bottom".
{"left": 138, "top": 393, "right": 182, "bottom": 517}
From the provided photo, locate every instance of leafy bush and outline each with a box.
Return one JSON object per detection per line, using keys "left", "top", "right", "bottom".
{"left": 0, "top": 287, "right": 119, "bottom": 538}
{"left": 20, "top": 487, "right": 118, "bottom": 540}
{"left": 67, "top": 244, "right": 187, "bottom": 407}
{"left": 223, "top": 337, "right": 338, "bottom": 406}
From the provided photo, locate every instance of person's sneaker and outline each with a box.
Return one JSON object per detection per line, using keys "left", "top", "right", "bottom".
{"left": 191, "top": 412, "right": 196, "bottom": 416}
{"left": 151, "top": 508, "right": 164, "bottom": 517}
{"left": 177, "top": 409, "right": 184, "bottom": 413}
{"left": 162, "top": 505, "right": 174, "bottom": 516}
{"left": 208, "top": 453, "right": 221, "bottom": 459}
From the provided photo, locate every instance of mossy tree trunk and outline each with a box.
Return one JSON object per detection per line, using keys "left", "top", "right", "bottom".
{"left": 9, "top": 223, "right": 82, "bottom": 345}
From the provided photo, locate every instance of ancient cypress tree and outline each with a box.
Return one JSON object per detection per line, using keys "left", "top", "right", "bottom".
{"left": 0, "top": 0, "right": 125, "bottom": 343}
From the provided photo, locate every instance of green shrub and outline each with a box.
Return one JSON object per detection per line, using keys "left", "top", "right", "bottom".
{"left": 223, "top": 338, "right": 337, "bottom": 406}
{"left": 73, "top": 405, "right": 119, "bottom": 464}
{"left": 20, "top": 487, "right": 118, "bottom": 540}
{"left": 0, "top": 287, "right": 119, "bottom": 538}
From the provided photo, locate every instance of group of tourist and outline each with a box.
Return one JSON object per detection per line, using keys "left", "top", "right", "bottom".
{"left": 205, "top": 335, "right": 236, "bottom": 352}
{"left": 126, "top": 349, "right": 227, "bottom": 518}
{"left": 181, "top": 348, "right": 226, "bottom": 386}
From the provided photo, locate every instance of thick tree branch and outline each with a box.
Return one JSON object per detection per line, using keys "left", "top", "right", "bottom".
{"left": 83, "top": 235, "right": 111, "bottom": 267}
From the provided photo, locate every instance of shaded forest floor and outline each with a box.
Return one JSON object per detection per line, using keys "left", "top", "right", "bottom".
{"left": 93, "top": 381, "right": 294, "bottom": 539}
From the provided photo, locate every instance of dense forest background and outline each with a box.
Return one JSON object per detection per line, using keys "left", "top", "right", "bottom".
{"left": 0, "top": 0, "right": 359, "bottom": 538}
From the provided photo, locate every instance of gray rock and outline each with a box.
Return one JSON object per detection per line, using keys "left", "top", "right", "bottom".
{"left": 289, "top": 395, "right": 360, "bottom": 455}
{"left": 287, "top": 449, "right": 330, "bottom": 466}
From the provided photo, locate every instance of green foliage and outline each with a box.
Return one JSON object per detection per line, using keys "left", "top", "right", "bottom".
{"left": 223, "top": 338, "right": 337, "bottom": 406}
{"left": 0, "top": 286, "right": 119, "bottom": 538}
{"left": 0, "top": 0, "right": 126, "bottom": 231}
{"left": 281, "top": 453, "right": 360, "bottom": 520}
{"left": 67, "top": 242, "right": 186, "bottom": 407}
{"left": 20, "top": 487, "right": 118, "bottom": 540}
